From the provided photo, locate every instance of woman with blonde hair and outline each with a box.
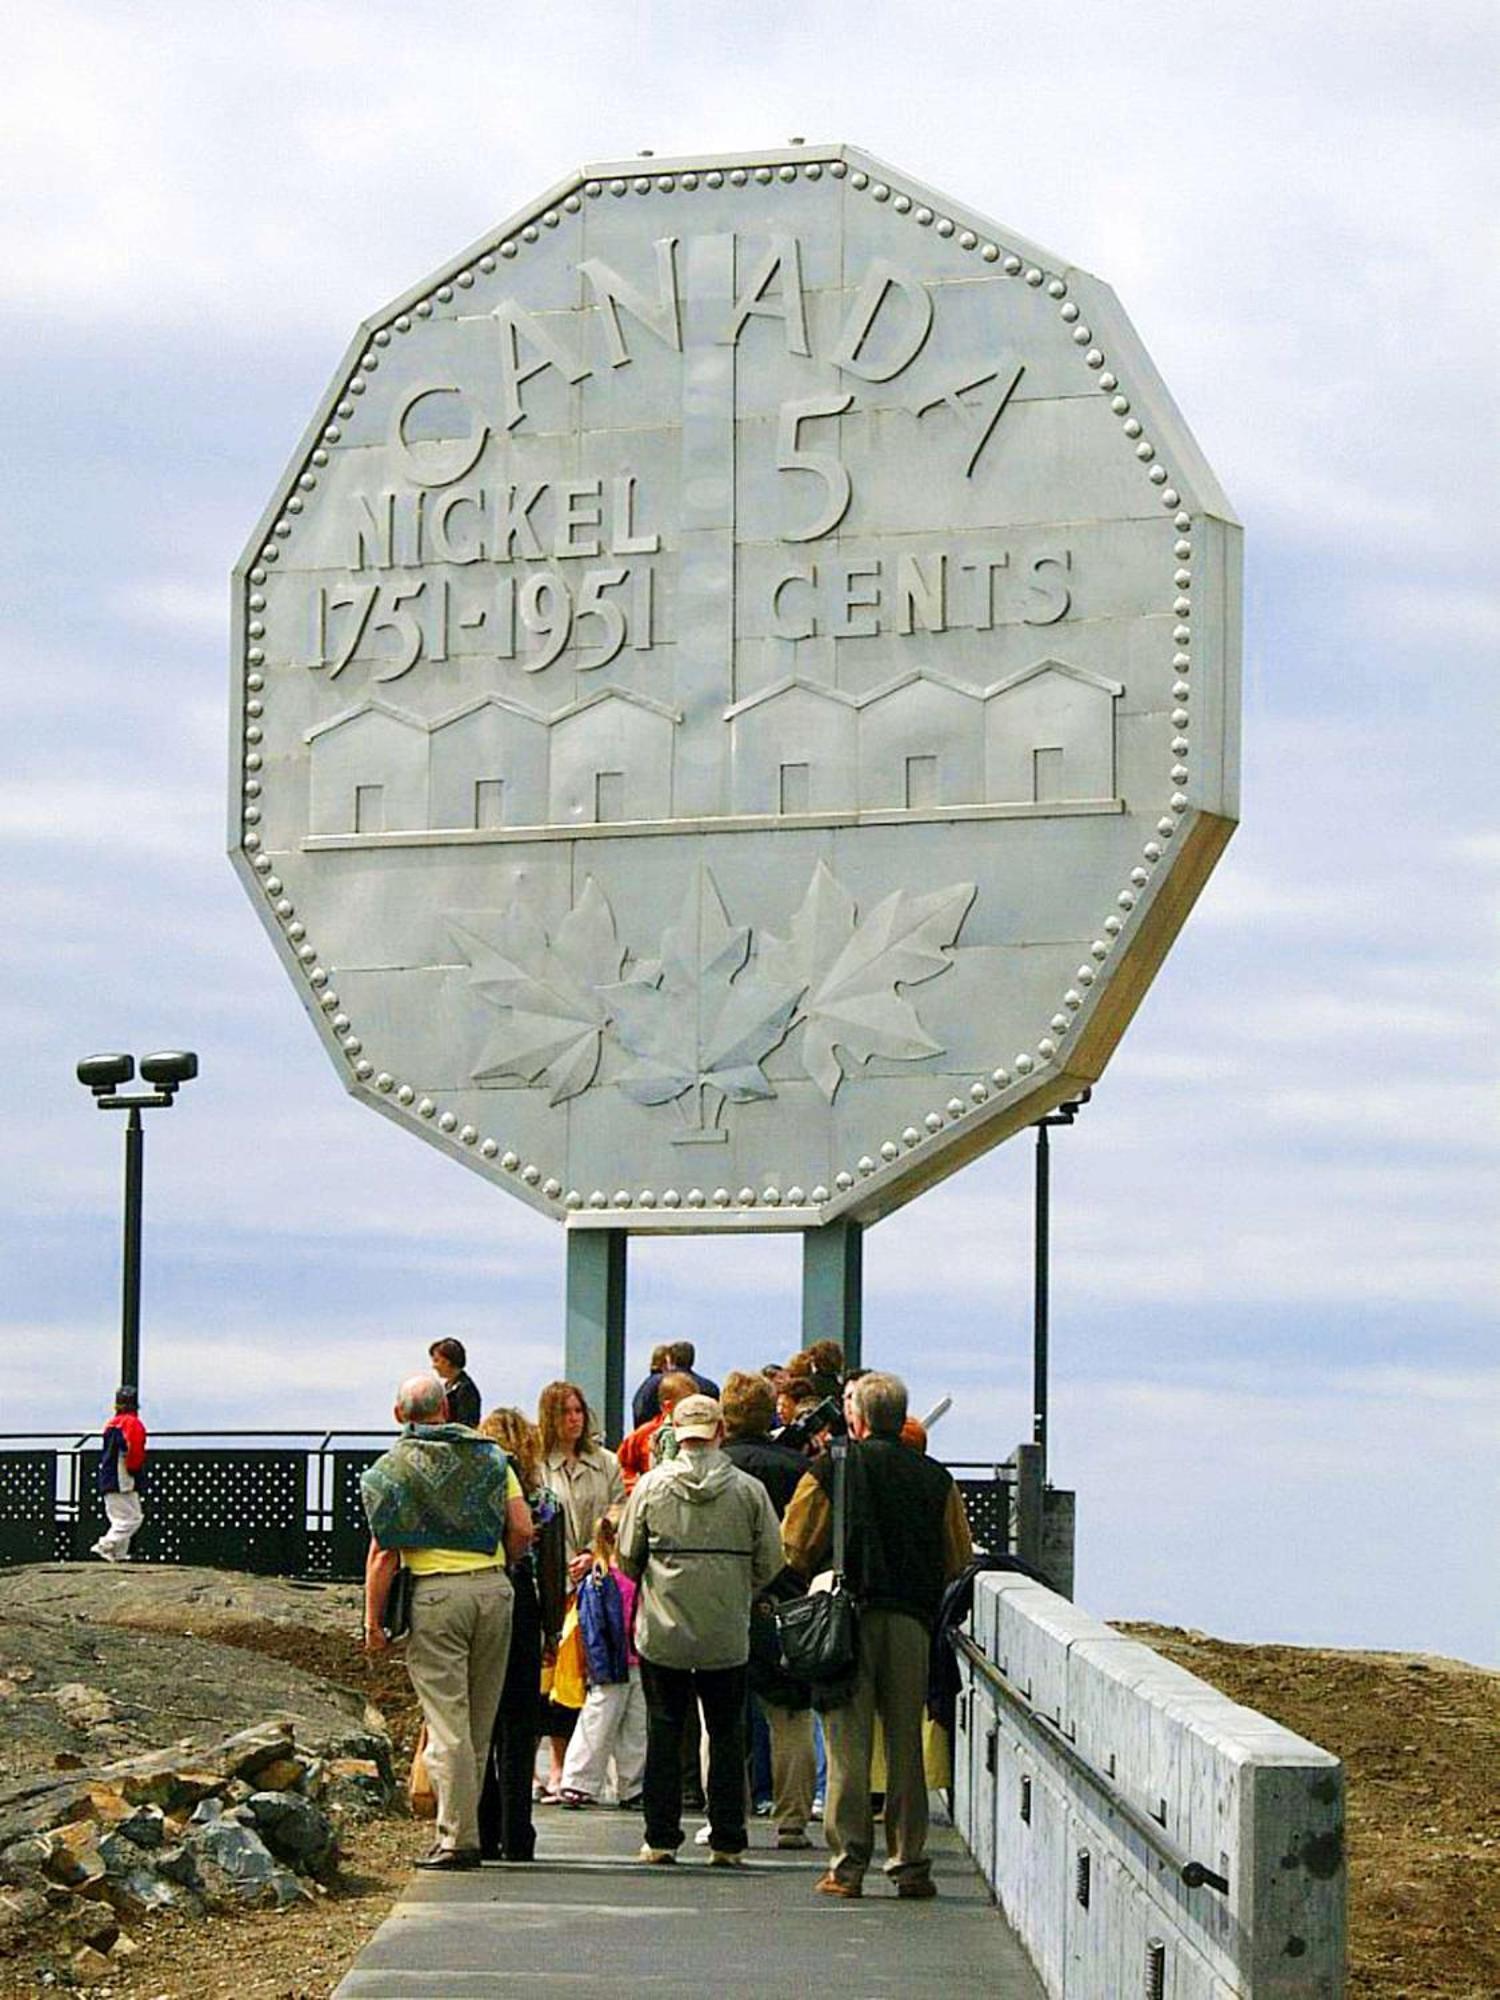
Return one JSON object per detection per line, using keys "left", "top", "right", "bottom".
{"left": 536, "top": 1381, "right": 624, "bottom": 1799}
{"left": 556, "top": 1505, "right": 646, "bottom": 1809}
{"left": 475, "top": 1407, "right": 559, "bottom": 1860}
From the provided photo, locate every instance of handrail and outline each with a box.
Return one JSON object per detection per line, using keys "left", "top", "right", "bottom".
{"left": 0, "top": 1429, "right": 397, "bottom": 1442}
{"left": 952, "top": 1628, "right": 1230, "bottom": 1896}
{"left": 2, "top": 1431, "right": 997, "bottom": 1472}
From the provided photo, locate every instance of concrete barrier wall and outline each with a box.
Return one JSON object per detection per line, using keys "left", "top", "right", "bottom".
{"left": 952, "top": 1574, "right": 1345, "bottom": 1998}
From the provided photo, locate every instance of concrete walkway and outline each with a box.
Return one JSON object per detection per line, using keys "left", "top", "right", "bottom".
{"left": 334, "top": 1804, "right": 1045, "bottom": 1997}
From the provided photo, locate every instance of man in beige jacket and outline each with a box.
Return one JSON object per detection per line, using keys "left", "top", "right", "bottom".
{"left": 618, "top": 1395, "right": 783, "bottom": 1866}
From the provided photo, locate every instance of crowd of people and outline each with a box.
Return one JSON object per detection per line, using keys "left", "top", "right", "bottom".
{"left": 361, "top": 1335, "right": 973, "bottom": 1900}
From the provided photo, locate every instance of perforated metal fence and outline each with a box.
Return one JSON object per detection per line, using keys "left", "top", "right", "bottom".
{"left": 0, "top": 1435, "right": 1010, "bottom": 1578}
{"left": 0, "top": 1433, "right": 390, "bottom": 1577}
{"left": 952, "top": 1469, "right": 1015, "bottom": 1556}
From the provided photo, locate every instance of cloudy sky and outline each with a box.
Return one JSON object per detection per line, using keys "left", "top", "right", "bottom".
{"left": 2, "top": 2, "right": 1495, "bottom": 1665}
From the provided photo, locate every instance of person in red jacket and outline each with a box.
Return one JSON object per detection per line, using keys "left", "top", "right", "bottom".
{"left": 92, "top": 1386, "right": 148, "bottom": 1563}
{"left": 616, "top": 1371, "right": 697, "bottom": 1492}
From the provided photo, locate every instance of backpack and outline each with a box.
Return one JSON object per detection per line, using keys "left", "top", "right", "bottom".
{"left": 533, "top": 1494, "right": 569, "bottom": 1647}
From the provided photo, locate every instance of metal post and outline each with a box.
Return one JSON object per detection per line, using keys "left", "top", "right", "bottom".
{"left": 1032, "top": 1119, "right": 1049, "bottom": 1479}
{"left": 564, "top": 1230, "right": 628, "bottom": 1445}
{"left": 121, "top": 1107, "right": 144, "bottom": 1392}
{"left": 801, "top": 1220, "right": 862, "bottom": 1367}
{"left": 1013, "top": 1439, "right": 1044, "bottom": 1569}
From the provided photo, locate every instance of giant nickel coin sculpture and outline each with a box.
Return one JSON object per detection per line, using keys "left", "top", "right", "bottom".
{"left": 231, "top": 145, "right": 1239, "bottom": 1232}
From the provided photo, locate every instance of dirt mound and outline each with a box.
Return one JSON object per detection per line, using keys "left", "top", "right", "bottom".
{"left": 1120, "top": 1623, "right": 1500, "bottom": 2000}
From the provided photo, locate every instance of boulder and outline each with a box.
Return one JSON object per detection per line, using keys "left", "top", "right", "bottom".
{"left": 245, "top": 1791, "right": 338, "bottom": 1876}
{"left": 98, "top": 1829, "right": 153, "bottom": 1879}
{"left": 120, "top": 1763, "right": 217, "bottom": 1813}
{"left": 185, "top": 1815, "right": 309, "bottom": 1909}
{"left": 114, "top": 1804, "right": 165, "bottom": 1849}
{"left": 0, "top": 1833, "right": 54, "bottom": 1878}
{"left": 106, "top": 1863, "right": 199, "bottom": 1921}
{"left": 331, "top": 1728, "right": 396, "bottom": 1792}
{"left": 0, "top": 1883, "right": 49, "bottom": 1946}
{"left": 56, "top": 1891, "right": 118, "bottom": 1954}
{"left": 323, "top": 1757, "right": 391, "bottom": 1819}
{"left": 153, "top": 1844, "right": 198, "bottom": 1886}
{"left": 217, "top": 1720, "right": 296, "bottom": 1784}
{"left": 251, "top": 1755, "right": 309, "bottom": 1793}
{"left": 41, "top": 1820, "right": 105, "bottom": 1893}
{"left": 85, "top": 1786, "right": 132, "bottom": 1827}
{"left": 50, "top": 1685, "right": 116, "bottom": 1731}
{"left": 70, "top": 1944, "right": 112, "bottom": 1986}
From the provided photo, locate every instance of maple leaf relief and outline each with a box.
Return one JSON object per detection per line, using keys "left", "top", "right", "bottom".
{"left": 761, "top": 861, "right": 975, "bottom": 1100}
{"left": 448, "top": 877, "right": 625, "bottom": 1105}
{"left": 601, "top": 866, "right": 803, "bottom": 1127}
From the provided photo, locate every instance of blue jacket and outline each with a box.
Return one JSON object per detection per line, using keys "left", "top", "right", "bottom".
{"left": 576, "top": 1566, "right": 630, "bottom": 1686}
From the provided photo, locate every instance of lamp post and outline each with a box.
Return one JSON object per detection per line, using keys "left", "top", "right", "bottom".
{"left": 1032, "top": 1087, "right": 1090, "bottom": 1482}
{"left": 76, "top": 1051, "right": 198, "bottom": 1393}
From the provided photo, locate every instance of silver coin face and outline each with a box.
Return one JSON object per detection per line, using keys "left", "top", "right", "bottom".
{"left": 231, "top": 145, "right": 1239, "bottom": 1232}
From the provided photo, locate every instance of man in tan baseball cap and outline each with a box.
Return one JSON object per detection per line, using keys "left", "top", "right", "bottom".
{"left": 617, "top": 1393, "right": 783, "bottom": 1866}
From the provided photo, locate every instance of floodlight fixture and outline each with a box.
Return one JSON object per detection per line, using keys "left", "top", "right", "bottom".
{"left": 77, "top": 1053, "right": 135, "bottom": 1094}
{"left": 74, "top": 1047, "right": 200, "bottom": 1391}
{"left": 139, "top": 1050, "right": 199, "bottom": 1092}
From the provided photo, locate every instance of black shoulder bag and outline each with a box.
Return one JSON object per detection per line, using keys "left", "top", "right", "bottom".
{"left": 773, "top": 1440, "right": 860, "bottom": 1709}
{"left": 381, "top": 1563, "right": 414, "bottom": 1643}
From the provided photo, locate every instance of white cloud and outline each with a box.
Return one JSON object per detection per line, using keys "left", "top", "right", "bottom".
{"left": 0, "top": 781, "right": 208, "bottom": 855}
{"left": 111, "top": 581, "right": 229, "bottom": 640}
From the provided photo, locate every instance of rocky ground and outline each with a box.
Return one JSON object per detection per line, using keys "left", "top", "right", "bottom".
{"left": 0, "top": 1567, "right": 423, "bottom": 1999}
{"left": 0, "top": 1568, "right": 1492, "bottom": 1997}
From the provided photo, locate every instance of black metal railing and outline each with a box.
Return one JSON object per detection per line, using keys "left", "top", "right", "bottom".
{"left": 0, "top": 1434, "right": 1012, "bottom": 1580}
{"left": 952, "top": 1628, "right": 1231, "bottom": 1896}
{"left": 0, "top": 1431, "right": 391, "bottom": 1579}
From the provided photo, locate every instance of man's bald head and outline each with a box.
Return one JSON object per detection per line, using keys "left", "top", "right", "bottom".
{"left": 395, "top": 1373, "right": 447, "bottom": 1423}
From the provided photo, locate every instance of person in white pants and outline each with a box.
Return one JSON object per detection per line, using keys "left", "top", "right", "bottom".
{"left": 92, "top": 1386, "right": 147, "bottom": 1563}
{"left": 558, "top": 1528, "right": 647, "bottom": 1807}
{"left": 559, "top": 1666, "right": 648, "bottom": 1804}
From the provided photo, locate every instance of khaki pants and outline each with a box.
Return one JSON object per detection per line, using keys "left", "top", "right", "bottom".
{"left": 823, "top": 1607, "right": 931, "bottom": 1887}
{"left": 406, "top": 1568, "right": 514, "bottom": 1852}
{"left": 765, "top": 1700, "right": 816, "bottom": 1833}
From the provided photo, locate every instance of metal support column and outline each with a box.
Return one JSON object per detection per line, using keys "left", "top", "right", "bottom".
{"left": 801, "top": 1220, "right": 862, "bottom": 1368}
{"left": 565, "top": 1230, "right": 628, "bottom": 1445}
{"left": 1032, "top": 1118, "right": 1050, "bottom": 1480}
{"left": 1031, "top": 1088, "right": 1088, "bottom": 1485}
{"left": 121, "top": 1108, "right": 144, "bottom": 1392}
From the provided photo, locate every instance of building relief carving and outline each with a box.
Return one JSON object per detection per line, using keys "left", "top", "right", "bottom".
{"left": 304, "top": 660, "right": 1120, "bottom": 840}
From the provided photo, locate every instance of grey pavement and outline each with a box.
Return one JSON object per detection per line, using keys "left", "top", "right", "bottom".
{"left": 333, "top": 1801, "right": 1044, "bottom": 1997}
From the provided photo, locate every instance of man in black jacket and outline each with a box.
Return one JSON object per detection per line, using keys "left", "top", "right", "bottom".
{"left": 720, "top": 1371, "right": 815, "bottom": 1850}
{"left": 782, "top": 1371, "right": 972, "bottom": 1901}
{"left": 630, "top": 1340, "right": 720, "bottom": 1427}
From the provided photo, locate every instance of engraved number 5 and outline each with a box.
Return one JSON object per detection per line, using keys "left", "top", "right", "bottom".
{"left": 777, "top": 393, "right": 854, "bottom": 542}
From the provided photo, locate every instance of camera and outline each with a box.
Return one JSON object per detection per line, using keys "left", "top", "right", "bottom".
{"left": 778, "top": 1394, "right": 844, "bottom": 1453}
